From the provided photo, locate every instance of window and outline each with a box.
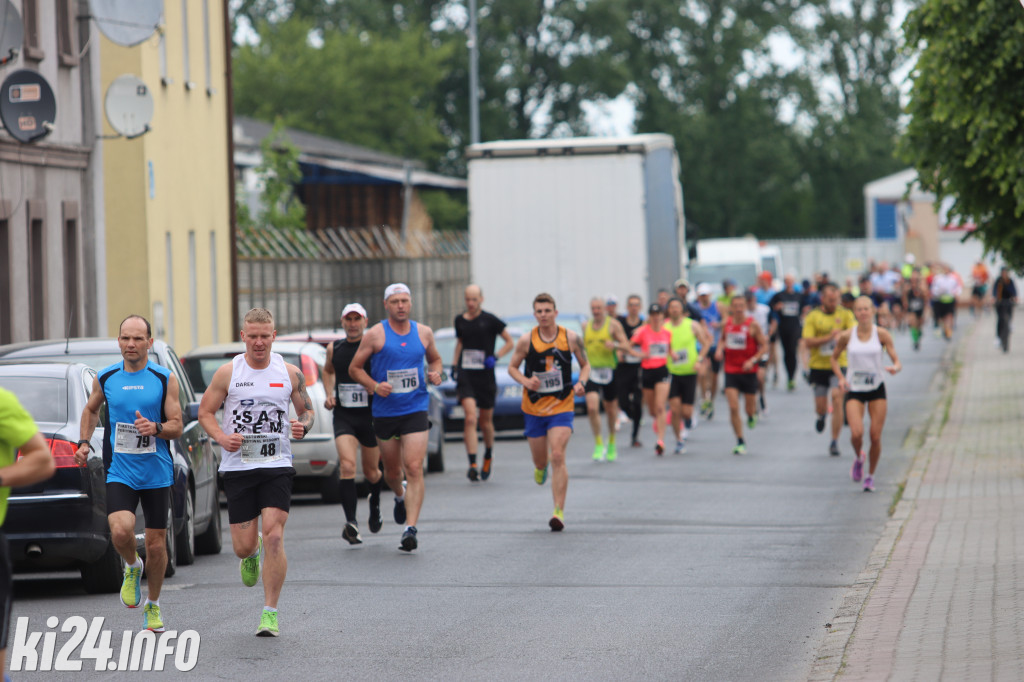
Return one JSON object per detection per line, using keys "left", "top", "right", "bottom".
{"left": 181, "top": 0, "right": 193, "bottom": 90}
{"left": 22, "top": 0, "right": 44, "bottom": 61}
{"left": 0, "top": 204, "right": 10, "bottom": 345}
{"left": 27, "top": 201, "right": 46, "bottom": 340}
{"left": 62, "top": 201, "right": 80, "bottom": 336}
{"left": 165, "top": 232, "right": 175, "bottom": 344}
{"left": 56, "top": 0, "right": 78, "bottom": 66}
{"left": 188, "top": 230, "right": 197, "bottom": 350}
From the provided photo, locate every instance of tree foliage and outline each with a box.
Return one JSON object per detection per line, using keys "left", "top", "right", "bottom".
{"left": 237, "top": 118, "right": 307, "bottom": 233}
{"left": 900, "top": 0, "right": 1024, "bottom": 270}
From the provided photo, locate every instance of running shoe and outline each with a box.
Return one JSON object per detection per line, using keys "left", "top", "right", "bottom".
{"left": 467, "top": 466, "right": 479, "bottom": 482}
{"left": 829, "top": 440, "right": 841, "bottom": 457}
{"left": 684, "top": 417, "right": 693, "bottom": 430}
{"left": 549, "top": 508, "right": 565, "bottom": 532}
{"left": 674, "top": 441, "right": 686, "bottom": 455}
{"left": 368, "top": 488, "right": 382, "bottom": 533}
{"left": 240, "top": 534, "right": 263, "bottom": 587}
{"left": 120, "top": 560, "right": 143, "bottom": 608}
{"left": 631, "top": 440, "right": 642, "bottom": 448}
{"left": 700, "top": 399, "right": 711, "bottom": 417}
{"left": 747, "top": 415, "right": 757, "bottom": 430}
{"left": 256, "top": 609, "right": 279, "bottom": 637}
{"left": 142, "top": 602, "right": 165, "bottom": 633}
{"left": 400, "top": 526, "right": 418, "bottom": 552}
{"left": 787, "top": 380, "right": 796, "bottom": 391}
{"left": 592, "top": 443, "right": 606, "bottom": 462}
{"left": 534, "top": 465, "right": 549, "bottom": 485}
{"left": 758, "top": 395, "right": 766, "bottom": 412}
{"left": 732, "top": 443, "right": 746, "bottom": 455}
{"left": 815, "top": 414, "right": 826, "bottom": 433}
{"left": 342, "top": 522, "right": 363, "bottom": 545}
{"left": 481, "top": 455, "right": 492, "bottom": 481}
{"left": 655, "top": 440, "right": 664, "bottom": 456}
{"left": 606, "top": 443, "right": 618, "bottom": 462}
{"left": 393, "top": 497, "right": 407, "bottom": 525}
{"left": 851, "top": 453, "right": 864, "bottom": 482}
{"left": 863, "top": 475, "right": 875, "bottom": 492}
{"left": 706, "top": 404, "right": 715, "bottom": 420}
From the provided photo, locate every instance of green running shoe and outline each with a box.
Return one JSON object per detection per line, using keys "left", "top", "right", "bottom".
{"left": 549, "top": 507, "right": 565, "bottom": 532}
{"left": 747, "top": 415, "right": 757, "bottom": 429}
{"left": 732, "top": 443, "right": 746, "bottom": 455}
{"left": 120, "top": 560, "right": 143, "bottom": 608}
{"left": 142, "top": 602, "right": 165, "bottom": 632}
{"left": 256, "top": 609, "right": 279, "bottom": 637}
{"left": 240, "top": 534, "right": 263, "bottom": 587}
{"left": 592, "top": 443, "right": 605, "bottom": 462}
{"left": 606, "top": 442, "right": 618, "bottom": 462}
{"left": 534, "top": 465, "right": 548, "bottom": 485}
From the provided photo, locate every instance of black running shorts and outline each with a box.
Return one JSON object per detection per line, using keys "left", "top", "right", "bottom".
{"left": 584, "top": 374, "right": 618, "bottom": 401}
{"left": 333, "top": 409, "right": 377, "bottom": 449}
{"left": 641, "top": 366, "right": 670, "bottom": 389}
{"left": 373, "top": 411, "right": 429, "bottom": 441}
{"left": 668, "top": 373, "right": 698, "bottom": 404}
{"left": 724, "top": 372, "right": 760, "bottom": 395}
{"left": 106, "top": 482, "right": 170, "bottom": 530}
{"left": 221, "top": 466, "right": 295, "bottom": 524}
{"left": 845, "top": 383, "right": 887, "bottom": 403}
{"left": 456, "top": 371, "right": 497, "bottom": 410}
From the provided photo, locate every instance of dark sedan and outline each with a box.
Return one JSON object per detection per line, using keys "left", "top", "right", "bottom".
{"left": 0, "top": 339, "right": 223, "bottom": 574}
{"left": 0, "top": 363, "right": 121, "bottom": 592}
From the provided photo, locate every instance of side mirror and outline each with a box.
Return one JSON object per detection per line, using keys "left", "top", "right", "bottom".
{"left": 186, "top": 402, "right": 201, "bottom": 423}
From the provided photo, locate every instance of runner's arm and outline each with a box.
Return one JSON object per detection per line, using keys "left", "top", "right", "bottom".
{"left": 1, "top": 431, "right": 53, "bottom": 488}
{"left": 568, "top": 330, "right": 589, "bottom": 393}
{"left": 749, "top": 322, "right": 769, "bottom": 367}
{"left": 505, "top": 334, "right": 538, "bottom": 391}
{"left": 609, "top": 319, "right": 631, "bottom": 352}
{"left": 349, "top": 325, "right": 387, "bottom": 396}
{"left": 197, "top": 363, "right": 243, "bottom": 452}
{"left": 135, "top": 373, "right": 183, "bottom": 440}
{"left": 495, "top": 329, "right": 515, "bottom": 359}
{"left": 421, "top": 325, "right": 444, "bottom": 385}
{"left": 75, "top": 376, "right": 106, "bottom": 465}
{"left": 287, "top": 362, "right": 315, "bottom": 439}
{"left": 830, "top": 331, "right": 852, "bottom": 389}
{"left": 452, "top": 338, "right": 463, "bottom": 371}
{"left": 323, "top": 343, "right": 337, "bottom": 410}
{"left": 879, "top": 329, "right": 902, "bottom": 374}
{"left": 695, "top": 323, "right": 712, "bottom": 363}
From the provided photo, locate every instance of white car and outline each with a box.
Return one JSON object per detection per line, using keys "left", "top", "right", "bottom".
{"left": 181, "top": 341, "right": 341, "bottom": 502}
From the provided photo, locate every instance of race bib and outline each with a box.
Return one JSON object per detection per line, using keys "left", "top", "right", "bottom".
{"left": 850, "top": 371, "right": 879, "bottom": 392}
{"left": 673, "top": 349, "right": 689, "bottom": 364}
{"left": 781, "top": 301, "right": 800, "bottom": 317}
{"left": 591, "top": 367, "right": 613, "bottom": 385}
{"left": 114, "top": 422, "right": 156, "bottom": 454}
{"left": 387, "top": 368, "right": 420, "bottom": 394}
{"left": 535, "top": 369, "right": 564, "bottom": 394}
{"left": 909, "top": 299, "right": 924, "bottom": 312}
{"left": 648, "top": 343, "right": 668, "bottom": 359}
{"left": 819, "top": 340, "right": 836, "bottom": 355}
{"left": 624, "top": 346, "right": 642, "bottom": 364}
{"left": 461, "top": 349, "right": 486, "bottom": 370}
{"left": 338, "top": 383, "right": 368, "bottom": 408}
{"left": 725, "top": 332, "right": 747, "bottom": 350}
{"left": 240, "top": 433, "right": 283, "bottom": 464}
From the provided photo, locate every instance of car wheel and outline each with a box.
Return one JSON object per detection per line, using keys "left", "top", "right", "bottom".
{"left": 427, "top": 424, "right": 445, "bottom": 473}
{"left": 321, "top": 472, "right": 341, "bottom": 504}
{"left": 175, "top": 489, "right": 196, "bottom": 566}
{"left": 163, "top": 503, "right": 177, "bottom": 578}
{"left": 195, "top": 489, "right": 223, "bottom": 555}
{"left": 81, "top": 539, "right": 124, "bottom": 594}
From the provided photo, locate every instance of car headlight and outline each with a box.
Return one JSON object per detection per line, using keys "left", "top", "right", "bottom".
{"left": 502, "top": 384, "right": 521, "bottom": 398}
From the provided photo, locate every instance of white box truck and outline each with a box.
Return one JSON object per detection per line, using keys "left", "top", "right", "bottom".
{"left": 466, "top": 135, "right": 686, "bottom": 317}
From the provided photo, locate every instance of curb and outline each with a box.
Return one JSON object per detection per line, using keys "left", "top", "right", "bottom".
{"left": 806, "top": 325, "right": 969, "bottom": 681}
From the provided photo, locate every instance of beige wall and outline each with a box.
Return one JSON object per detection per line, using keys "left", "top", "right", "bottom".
{"left": 903, "top": 199, "right": 940, "bottom": 265}
{"left": 101, "top": 0, "right": 233, "bottom": 353}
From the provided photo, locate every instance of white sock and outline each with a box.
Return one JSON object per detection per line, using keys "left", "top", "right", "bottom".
{"left": 404, "top": 525, "right": 414, "bottom": 532}
{"left": 395, "top": 495, "right": 404, "bottom": 503}
{"left": 263, "top": 606, "right": 277, "bottom": 613}
{"left": 145, "top": 598, "right": 159, "bottom": 607}
{"left": 129, "top": 556, "right": 142, "bottom": 569}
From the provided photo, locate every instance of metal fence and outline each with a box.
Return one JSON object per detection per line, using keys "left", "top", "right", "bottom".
{"left": 237, "top": 225, "right": 470, "bottom": 333}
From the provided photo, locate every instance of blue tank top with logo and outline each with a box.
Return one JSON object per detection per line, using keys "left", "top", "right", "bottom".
{"left": 370, "top": 320, "right": 429, "bottom": 417}
{"left": 99, "top": 359, "right": 173, "bottom": 489}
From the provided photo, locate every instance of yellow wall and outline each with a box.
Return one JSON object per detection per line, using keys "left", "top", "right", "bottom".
{"left": 101, "top": 1, "right": 233, "bottom": 353}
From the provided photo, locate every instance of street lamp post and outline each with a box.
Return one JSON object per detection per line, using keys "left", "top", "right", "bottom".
{"left": 468, "top": 0, "right": 480, "bottom": 145}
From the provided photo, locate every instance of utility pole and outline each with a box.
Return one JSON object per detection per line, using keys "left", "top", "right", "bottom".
{"left": 468, "top": 0, "right": 480, "bottom": 145}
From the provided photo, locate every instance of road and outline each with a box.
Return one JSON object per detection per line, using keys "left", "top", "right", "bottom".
{"left": 10, "top": 328, "right": 950, "bottom": 681}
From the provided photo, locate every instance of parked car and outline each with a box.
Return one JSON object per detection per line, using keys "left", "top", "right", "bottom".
{"left": 434, "top": 328, "right": 527, "bottom": 438}
{"left": 276, "top": 330, "right": 446, "bottom": 472}
{"left": 0, "top": 339, "right": 224, "bottom": 575}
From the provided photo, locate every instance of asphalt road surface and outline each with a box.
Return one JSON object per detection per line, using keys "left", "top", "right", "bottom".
{"left": 10, "top": 328, "right": 950, "bottom": 681}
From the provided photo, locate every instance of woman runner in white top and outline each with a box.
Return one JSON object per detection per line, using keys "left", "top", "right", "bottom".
{"left": 830, "top": 296, "right": 901, "bottom": 492}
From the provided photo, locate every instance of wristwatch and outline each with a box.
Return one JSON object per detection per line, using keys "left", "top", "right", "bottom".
{"left": 155, "top": 422, "right": 163, "bottom": 435}
{"left": 76, "top": 439, "right": 91, "bottom": 451}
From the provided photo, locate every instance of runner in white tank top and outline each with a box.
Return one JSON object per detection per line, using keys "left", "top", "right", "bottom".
{"left": 831, "top": 296, "right": 902, "bottom": 492}
{"left": 220, "top": 352, "right": 294, "bottom": 471}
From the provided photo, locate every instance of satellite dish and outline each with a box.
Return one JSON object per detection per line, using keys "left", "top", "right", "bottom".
{"left": 0, "top": 0, "right": 24, "bottom": 65}
{"left": 105, "top": 75, "right": 153, "bottom": 138}
{"left": 0, "top": 69, "right": 56, "bottom": 143}
{"left": 92, "top": 0, "right": 163, "bottom": 47}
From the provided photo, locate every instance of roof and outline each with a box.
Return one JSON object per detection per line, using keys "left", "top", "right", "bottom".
{"left": 234, "top": 116, "right": 466, "bottom": 191}
{"left": 863, "top": 168, "right": 934, "bottom": 202}
{"left": 466, "top": 134, "right": 677, "bottom": 160}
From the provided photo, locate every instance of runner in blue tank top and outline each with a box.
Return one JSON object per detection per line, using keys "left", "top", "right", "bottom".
{"left": 76, "top": 315, "right": 184, "bottom": 633}
{"left": 350, "top": 283, "right": 443, "bottom": 552}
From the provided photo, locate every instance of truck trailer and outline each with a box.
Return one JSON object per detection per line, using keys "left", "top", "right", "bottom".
{"left": 466, "top": 135, "right": 686, "bottom": 317}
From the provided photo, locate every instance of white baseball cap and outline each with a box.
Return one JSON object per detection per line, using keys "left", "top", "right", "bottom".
{"left": 384, "top": 283, "right": 411, "bottom": 300}
{"left": 696, "top": 283, "right": 713, "bottom": 296}
{"left": 341, "top": 303, "right": 367, "bottom": 319}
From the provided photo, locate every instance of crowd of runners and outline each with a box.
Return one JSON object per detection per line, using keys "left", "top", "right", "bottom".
{"left": 1, "top": 252, "right": 1009, "bottom": 647}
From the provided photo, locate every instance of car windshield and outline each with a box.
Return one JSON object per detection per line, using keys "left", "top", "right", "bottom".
{"left": 0, "top": 377, "right": 67, "bottom": 423}
{"left": 16, "top": 353, "right": 127, "bottom": 372}
{"left": 182, "top": 357, "right": 226, "bottom": 393}
{"left": 688, "top": 263, "right": 759, "bottom": 291}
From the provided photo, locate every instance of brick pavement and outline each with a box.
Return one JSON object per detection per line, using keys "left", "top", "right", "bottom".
{"left": 810, "top": 316, "right": 1024, "bottom": 681}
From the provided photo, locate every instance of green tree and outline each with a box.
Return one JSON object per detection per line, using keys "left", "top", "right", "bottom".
{"left": 238, "top": 118, "right": 307, "bottom": 234}
{"left": 900, "top": 0, "right": 1024, "bottom": 269}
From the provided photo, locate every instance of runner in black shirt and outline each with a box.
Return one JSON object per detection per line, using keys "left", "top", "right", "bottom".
{"left": 453, "top": 285, "right": 514, "bottom": 482}
{"left": 770, "top": 273, "right": 804, "bottom": 391}
{"left": 993, "top": 267, "right": 1018, "bottom": 353}
{"left": 617, "top": 294, "right": 645, "bottom": 448}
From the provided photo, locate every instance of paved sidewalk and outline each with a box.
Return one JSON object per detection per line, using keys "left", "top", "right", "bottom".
{"left": 810, "top": 316, "right": 1024, "bottom": 681}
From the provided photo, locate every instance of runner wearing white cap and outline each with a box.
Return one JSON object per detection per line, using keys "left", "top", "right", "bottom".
{"left": 349, "top": 284, "right": 443, "bottom": 551}
{"left": 323, "top": 303, "right": 404, "bottom": 544}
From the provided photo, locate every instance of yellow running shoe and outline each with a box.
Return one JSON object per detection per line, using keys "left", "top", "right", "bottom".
{"left": 549, "top": 507, "right": 564, "bottom": 532}
{"left": 534, "top": 465, "right": 548, "bottom": 485}
{"left": 120, "top": 560, "right": 143, "bottom": 608}
{"left": 240, "top": 534, "right": 263, "bottom": 587}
